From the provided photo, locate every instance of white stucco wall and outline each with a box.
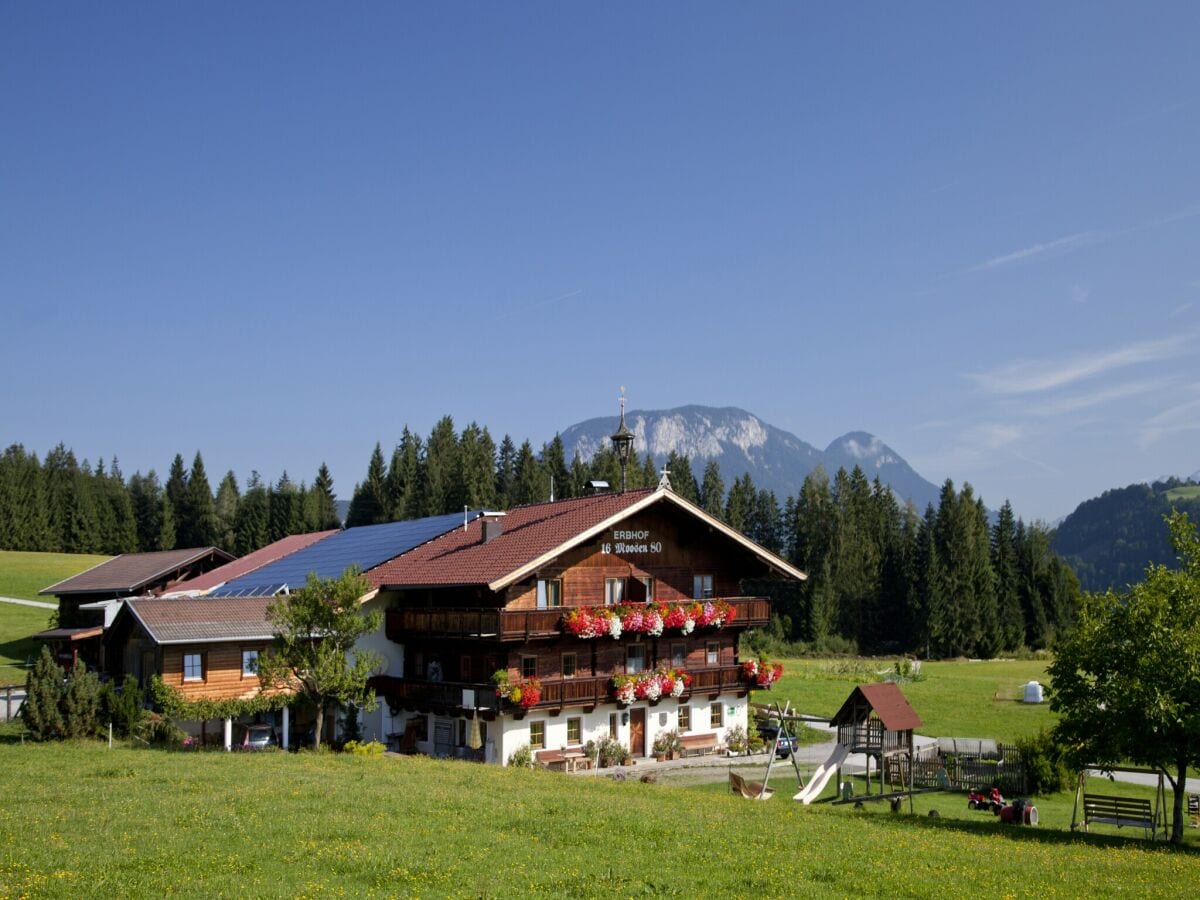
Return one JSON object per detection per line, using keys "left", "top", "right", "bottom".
{"left": 356, "top": 595, "right": 404, "bottom": 743}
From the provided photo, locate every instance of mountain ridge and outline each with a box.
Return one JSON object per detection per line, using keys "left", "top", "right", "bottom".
{"left": 558, "top": 405, "right": 942, "bottom": 511}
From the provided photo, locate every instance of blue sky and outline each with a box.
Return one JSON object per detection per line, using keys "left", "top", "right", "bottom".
{"left": 2, "top": 3, "right": 1197, "bottom": 522}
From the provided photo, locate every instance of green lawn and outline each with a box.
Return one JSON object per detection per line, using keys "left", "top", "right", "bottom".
{"left": 0, "top": 551, "right": 110, "bottom": 686}
{"left": 0, "top": 738, "right": 1194, "bottom": 897}
{"left": 757, "top": 657, "right": 1055, "bottom": 742}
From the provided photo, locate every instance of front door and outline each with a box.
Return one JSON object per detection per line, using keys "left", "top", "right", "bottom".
{"left": 629, "top": 708, "right": 646, "bottom": 758}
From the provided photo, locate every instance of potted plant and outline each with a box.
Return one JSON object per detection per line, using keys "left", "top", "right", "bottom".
{"left": 652, "top": 732, "right": 672, "bottom": 762}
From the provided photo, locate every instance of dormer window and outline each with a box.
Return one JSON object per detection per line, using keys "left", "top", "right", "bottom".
{"left": 605, "top": 578, "right": 626, "bottom": 605}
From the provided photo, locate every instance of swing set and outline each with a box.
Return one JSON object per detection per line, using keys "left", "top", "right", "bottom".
{"left": 1070, "top": 767, "right": 1168, "bottom": 841}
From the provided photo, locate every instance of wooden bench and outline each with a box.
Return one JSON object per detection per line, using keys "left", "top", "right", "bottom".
{"left": 1188, "top": 794, "right": 1199, "bottom": 828}
{"left": 1082, "top": 793, "right": 1158, "bottom": 839}
{"left": 679, "top": 733, "right": 719, "bottom": 758}
{"left": 535, "top": 748, "right": 569, "bottom": 771}
{"left": 729, "top": 770, "right": 773, "bottom": 800}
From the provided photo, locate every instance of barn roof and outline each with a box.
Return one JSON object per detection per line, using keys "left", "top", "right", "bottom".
{"left": 831, "top": 682, "right": 923, "bottom": 731}
{"left": 165, "top": 530, "right": 338, "bottom": 596}
{"left": 39, "top": 547, "right": 234, "bottom": 597}
{"left": 369, "top": 486, "right": 807, "bottom": 592}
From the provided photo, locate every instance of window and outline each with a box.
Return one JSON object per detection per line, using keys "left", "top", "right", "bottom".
{"left": 642, "top": 576, "right": 655, "bottom": 602}
{"left": 710, "top": 703, "right": 723, "bottom": 728}
{"left": 671, "top": 643, "right": 685, "bottom": 667}
{"left": 458, "top": 719, "right": 467, "bottom": 747}
{"left": 626, "top": 644, "right": 645, "bottom": 674}
{"left": 241, "top": 649, "right": 258, "bottom": 677}
{"left": 693, "top": 574, "right": 714, "bottom": 600}
{"left": 183, "top": 653, "right": 203, "bottom": 682}
{"left": 605, "top": 577, "right": 626, "bottom": 605}
{"left": 529, "top": 720, "right": 546, "bottom": 749}
{"left": 562, "top": 652, "right": 577, "bottom": 679}
{"left": 536, "top": 578, "right": 562, "bottom": 609}
{"left": 609, "top": 712, "right": 618, "bottom": 739}
{"left": 522, "top": 656, "right": 538, "bottom": 678}
{"left": 459, "top": 655, "right": 472, "bottom": 681}
{"left": 706, "top": 641, "right": 719, "bottom": 665}
{"left": 567, "top": 717, "right": 582, "bottom": 745}
{"left": 678, "top": 705, "right": 691, "bottom": 732}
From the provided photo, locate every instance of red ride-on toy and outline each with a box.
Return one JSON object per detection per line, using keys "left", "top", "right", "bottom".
{"left": 967, "top": 787, "right": 1005, "bottom": 814}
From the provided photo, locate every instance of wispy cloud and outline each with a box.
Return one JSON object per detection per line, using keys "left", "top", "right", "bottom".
{"left": 966, "top": 204, "right": 1200, "bottom": 274}
{"left": 493, "top": 289, "right": 583, "bottom": 320}
{"left": 1138, "top": 389, "right": 1200, "bottom": 448}
{"left": 1024, "top": 379, "right": 1171, "bottom": 416}
{"left": 969, "top": 232, "right": 1097, "bottom": 272}
{"left": 970, "top": 333, "right": 1195, "bottom": 395}
{"left": 1170, "top": 301, "right": 1195, "bottom": 318}
{"left": 1070, "top": 284, "right": 1091, "bottom": 305}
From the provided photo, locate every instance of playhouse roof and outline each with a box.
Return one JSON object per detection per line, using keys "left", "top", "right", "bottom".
{"left": 831, "top": 682, "right": 923, "bottom": 732}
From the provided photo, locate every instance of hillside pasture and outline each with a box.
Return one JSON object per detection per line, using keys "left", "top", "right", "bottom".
{"left": 0, "top": 551, "right": 109, "bottom": 686}
{"left": 0, "top": 740, "right": 1195, "bottom": 897}
{"left": 758, "top": 657, "right": 1055, "bottom": 742}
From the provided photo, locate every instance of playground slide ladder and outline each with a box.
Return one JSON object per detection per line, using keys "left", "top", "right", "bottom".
{"left": 793, "top": 742, "right": 850, "bottom": 804}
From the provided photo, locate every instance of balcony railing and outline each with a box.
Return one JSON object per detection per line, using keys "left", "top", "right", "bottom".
{"left": 385, "top": 597, "right": 771, "bottom": 642}
{"left": 371, "top": 664, "right": 749, "bottom": 715}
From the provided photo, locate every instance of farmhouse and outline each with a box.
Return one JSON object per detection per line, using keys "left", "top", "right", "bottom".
{"left": 35, "top": 546, "right": 234, "bottom": 669}
{"left": 361, "top": 481, "right": 806, "bottom": 764}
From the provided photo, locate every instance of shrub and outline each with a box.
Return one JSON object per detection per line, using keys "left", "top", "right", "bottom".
{"left": 1014, "top": 729, "right": 1072, "bottom": 795}
{"left": 61, "top": 660, "right": 102, "bottom": 738}
{"left": 343, "top": 739, "right": 385, "bottom": 756}
{"left": 725, "top": 724, "right": 749, "bottom": 754}
{"left": 597, "top": 737, "right": 625, "bottom": 767}
{"left": 340, "top": 703, "right": 363, "bottom": 744}
{"left": 101, "top": 675, "right": 146, "bottom": 738}
{"left": 507, "top": 743, "right": 534, "bottom": 768}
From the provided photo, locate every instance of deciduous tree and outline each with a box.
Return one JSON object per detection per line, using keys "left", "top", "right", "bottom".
{"left": 256, "top": 567, "right": 383, "bottom": 750}
{"left": 1049, "top": 511, "right": 1200, "bottom": 844}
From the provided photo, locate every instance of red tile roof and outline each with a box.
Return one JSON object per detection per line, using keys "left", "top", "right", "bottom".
{"left": 39, "top": 547, "right": 235, "bottom": 596}
{"left": 368, "top": 488, "right": 806, "bottom": 591}
{"left": 368, "top": 489, "right": 656, "bottom": 589}
{"left": 167, "top": 530, "right": 338, "bottom": 595}
{"left": 833, "top": 682, "right": 923, "bottom": 732}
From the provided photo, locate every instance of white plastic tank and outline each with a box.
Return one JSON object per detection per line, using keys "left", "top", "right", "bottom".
{"left": 1022, "top": 681, "right": 1044, "bottom": 704}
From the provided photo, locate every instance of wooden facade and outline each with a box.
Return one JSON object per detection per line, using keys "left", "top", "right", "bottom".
{"left": 372, "top": 492, "right": 803, "bottom": 761}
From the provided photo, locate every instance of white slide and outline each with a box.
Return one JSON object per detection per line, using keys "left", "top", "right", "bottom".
{"left": 793, "top": 743, "right": 849, "bottom": 804}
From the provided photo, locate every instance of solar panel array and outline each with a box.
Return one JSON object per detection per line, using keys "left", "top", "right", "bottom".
{"left": 210, "top": 511, "right": 481, "bottom": 598}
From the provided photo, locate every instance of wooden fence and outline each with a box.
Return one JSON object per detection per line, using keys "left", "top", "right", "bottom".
{"left": 889, "top": 745, "right": 1028, "bottom": 794}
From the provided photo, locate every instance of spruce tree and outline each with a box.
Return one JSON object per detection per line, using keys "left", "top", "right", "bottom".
{"left": 214, "top": 470, "right": 240, "bottom": 552}
{"left": 43, "top": 443, "right": 80, "bottom": 552}
{"left": 724, "top": 473, "right": 753, "bottom": 532}
{"left": 424, "top": 416, "right": 462, "bottom": 516}
{"left": 234, "top": 473, "right": 270, "bottom": 554}
{"left": 640, "top": 453, "right": 658, "bottom": 489}
{"left": 495, "top": 435, "right": 518, "bottom": 508}
{"left": 61, "top": 659, "right": 102, "bottom": 738}
{"left": 700, "top": 461, "right": 725, "bottom": 519}
{"left": 311, "top": 463, "right": 341, "bottom": 530}
{"left": 268, "top": 472, "right": 303, "bottom": 541}
{"left": 461, "top": 423, "right": 498, "bottom": 509}
{"left": 345, "top": 444, "right": 387, "bottom": 527}
{"left": 538, "top": 435, "right": 568, "bottom": 500}
{"left": 158, "top": 496, "right": 177, "bottom": 550}
{"left": 512, "top": 440, "right": 546, "bottom": 505}
{"left": 129, "top": 471, "right": 163, "bottom": 552}
{"left": 991, "top": 500, "right": 1024, "bottom": 652}
{"left": 164, "top": 454, "right": 189, "bottom": 542}
{"left": 22, "top": 646, "right": 65, "bottom": 740}
{"left": 568, "top": 452, "right": 590, "bottom": 500}
{"left": 183, "top": 452, "right": 218, "bottom": 547}
{"left": 665, "top": 451, "right": 699, "bottom": 503}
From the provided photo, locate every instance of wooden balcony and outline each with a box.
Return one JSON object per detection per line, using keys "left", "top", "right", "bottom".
{"left": 385, "top": 597, "right": 771, "bottom": 643}
{"left": 371, "top": 664, "right": 749, "bottom": 717}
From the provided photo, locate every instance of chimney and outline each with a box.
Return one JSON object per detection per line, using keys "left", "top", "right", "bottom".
{"left": 481, "top": 511, "right": 506, "bottom": 543}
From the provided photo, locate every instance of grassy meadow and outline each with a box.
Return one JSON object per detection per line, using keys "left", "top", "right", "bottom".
{"left": 763, "top": 657, "right": 1054, "bottom": 742}
{"left": 0, "top": 551, "right": 110, "bottom": 686}
{"left": 0, "top": 738, "right": 1196, "bottom": 898}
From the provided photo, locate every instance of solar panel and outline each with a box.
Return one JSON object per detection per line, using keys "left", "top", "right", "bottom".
{"left": 211, "top": 511, "right": 480, "bottom": 598}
